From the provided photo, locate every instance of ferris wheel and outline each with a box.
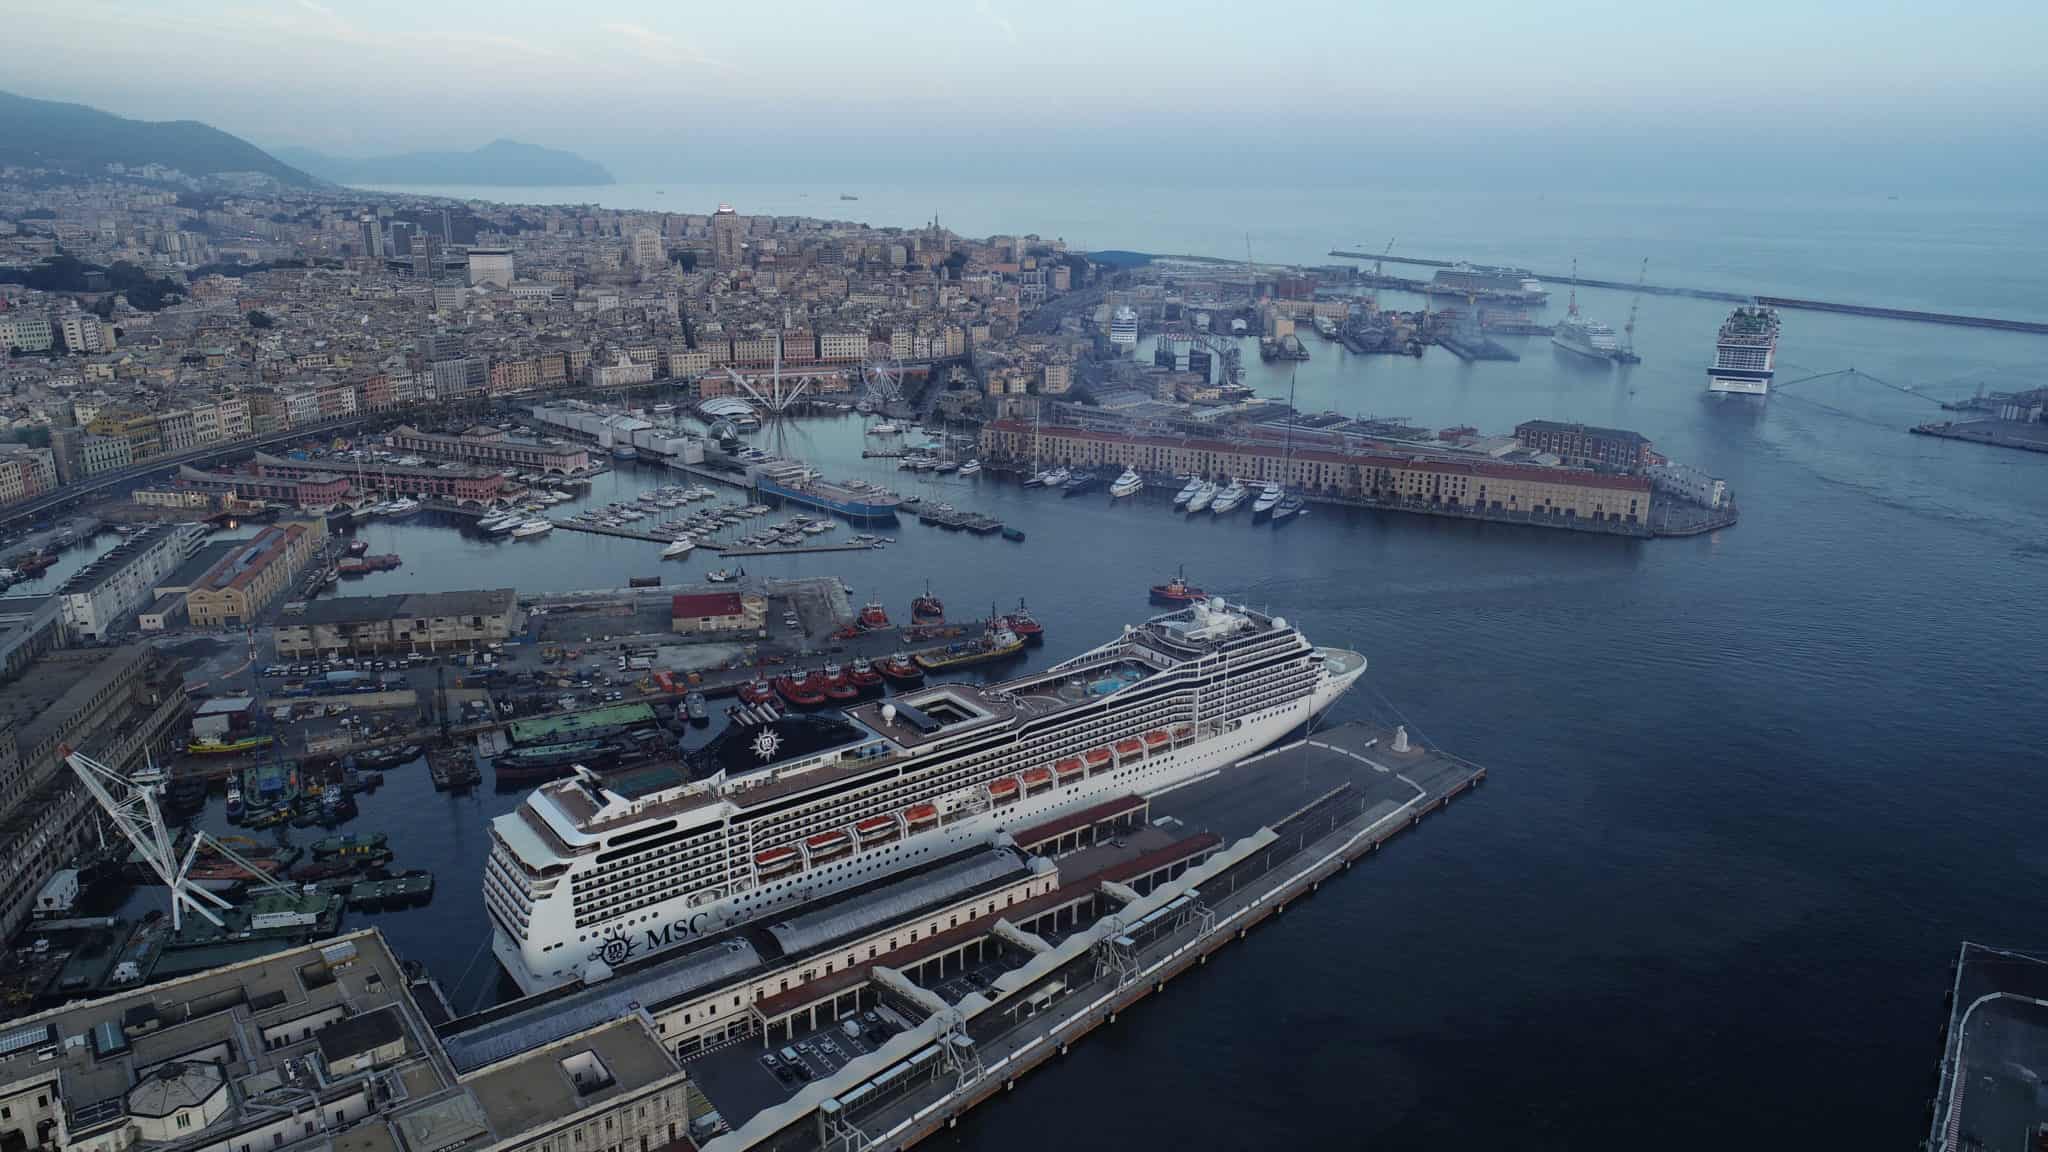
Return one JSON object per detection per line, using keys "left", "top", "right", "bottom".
{"left": 860, "top": 342, "right": 903, "bottom": 407}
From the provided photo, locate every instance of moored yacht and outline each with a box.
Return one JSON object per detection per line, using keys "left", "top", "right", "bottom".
{"left": 1109, "top": 468, "right": 1145, "bottom": 498}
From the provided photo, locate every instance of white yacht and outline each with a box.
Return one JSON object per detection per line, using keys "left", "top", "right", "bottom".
{"left": 1172, "top": 477, "right": 1203, "bottom": 508}
{"left": 1109, "top": 468, "right": 1145, "bottom": 498}
{"left": 958, "top": 460, "right": 983, "bottom": 477}
{"left": 661, "top": 538, "right": 695, "bottom": 559}
{"left": 1251, "top": 483, "right": 1285, "bottom": 518}
{"left": 1210, "top": 481, "right": 1249, "bottom": 515}
{"left": 1185, "top": 481, "right": 1218, "bottom": 513}
{"left": 511, "top": 519, "right": 554, "bottom": 538}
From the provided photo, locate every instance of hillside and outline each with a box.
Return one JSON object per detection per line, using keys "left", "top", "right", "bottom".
{"left": 0, "top": 90, "right": 312, "bottom": 185}
{"left": 274, "top": 139, "right": 614, "bottom": 186}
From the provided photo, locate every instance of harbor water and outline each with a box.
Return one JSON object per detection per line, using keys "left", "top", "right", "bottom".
{"left": 149, "top": 189, "right": 2048, "bottom": 1149}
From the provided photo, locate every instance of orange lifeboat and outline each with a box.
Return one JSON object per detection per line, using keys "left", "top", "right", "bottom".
{"left": 1084, "top": 747, "right": 1113, "bottom": 768}
{"left": 1143, "top": 730, "right": 1170, "bottom": 748}
{"left": 988, "top": 776, "right": 1020, "bottom": 802}
{"left": 905, "top": 802, "right": 939, "bottom": 828}
{"left": 807, "top": 829, "right": 851, "bottom": 860}
{"left": 756, "top": 846, "right": 800, "bottom": 876}
{"left": 1116, "top": 738, "right": 1145, "bottom": 758}
{"left": 1021, "top": 766, "right": 1054, "bottom": 791}
{"left": 855, "top": 815, "right": 898, "bottom": 842}
{"left": 1055, "top": 756, "right": 1085, "bottom": 780}
{"left": 1172, "top": 724, "right": 1194, "bottom": 742}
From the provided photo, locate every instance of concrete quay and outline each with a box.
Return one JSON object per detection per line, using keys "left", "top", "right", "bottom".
{"left": 696, "top": 721, "right": 1486, "bottom": 1152}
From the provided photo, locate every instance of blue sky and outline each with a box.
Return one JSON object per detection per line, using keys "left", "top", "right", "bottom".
{"left": 6, "top": 0, "right": 2046, "bottom": 189}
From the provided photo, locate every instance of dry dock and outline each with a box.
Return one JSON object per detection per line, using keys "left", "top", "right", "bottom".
{"left": 689, "top": 720, "right": 1486, "bottom": 1151}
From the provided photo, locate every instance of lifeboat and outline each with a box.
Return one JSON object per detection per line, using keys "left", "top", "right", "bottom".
{"left": 1172, "top": 724, "right": 1194, "bottom": 742}
{"left": 755, "top": 846, "right": 800, "bottom": 876}
{"left": 1116, "top": 738, "right": 1145, "bottom": 759}
{"left": 905, "top": 802, "right": 939, "bottom": 828}
{"left": 988, "top": 776, "right": 1020, "bottom": 803}
{"left": 1143, "top": 730, "right": 1170, "bottom": 749}
{"left": 807, "top": 829, "right": 851, "bottom": 860}
{"left": 1021, "top": 766, "right": 1054, "bottom": 792}
{"left": 856, "top": 814, "right": 899, "bottom": 842}
{"left": 1055, "top": 756, "right": 1085, "bottom": 780}
{"left": 1084, "top": 747, "right": 1112, "bottom": 769}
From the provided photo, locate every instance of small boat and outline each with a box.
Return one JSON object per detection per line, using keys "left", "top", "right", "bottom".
{"left": 1085, "top": 747, "right": 1112, "bottom": 770}
{"left": 1001, "top": 602, "right": 1044, "bottom": 645}
{"left": 1109, "top": 468, "right": 1144, "bottom": 498}
{"left": 1144, "top": 730, "right": 1171, "bottom": 749}
{"left": 1210, "top": 481, "right": 1249, "bottom": 515}
{"left": 775, "top": 673, "right": 828, "bottom": 708}
{"left": 806, "top": 829, "right": 851, "bottom": 860}
{"left": 856, "top": 814, "right": 899, "bottom": 842}
{"left": 661, "top": 537, "right": 695, "bottom": 559}
{"left": 706, "top": 568, "right": 741, "bottom": 583}
{"left": 858, "top": 599, "right": 891, "bottom": 629}
{"left": 1021, "top": 766, "right": 1054, "bottom": 792}
{"left": 904, "top": 802, "right": 939, "bottom": 829}
{"left": 511, "top": 519, "right": 553, "bottom": 538}
{"left": 346, "top": 539, "right": 369, "bottom": 557}
{"left": 911, "top": 582, "right": 944, "bottom": 625}
{"left": 1061, "top": 473, "right": 1099, "bottom": 497}
{"left": 225, "top": 783, "right": 243, "bottom": 820}
{"left": 684, "top": 692, "right": 709, "bottom": 724}
{"left": 988, "top": 776, "right": 1019, "bottom": 802}
{"left": 756, "top": 846, "right": 801, "bottom": 877}
{"left": 847, "top": 657, "right": 884, "bottom": 693}
{"left": 958, "top": 460, "right": 982, "bottom": 477}
{"left": 1272, "top": 495, "right": 1305, "bottom": 524}
{"left": 1001, "top": 526, "right": 1026, "bottom": 542}
{"left": 1150, "top": 566, "right": 1207, "bottom": 605}
{"left": 1185, "top": 481, "right": 1217, "bottom": 513}
{"left": 1055, "top": 756, "right": 1085, "bottom": 781}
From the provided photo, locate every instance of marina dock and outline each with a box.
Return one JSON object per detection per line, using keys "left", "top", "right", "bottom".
{"left": 718, "top": 541, "right": 885, "bottom": 557}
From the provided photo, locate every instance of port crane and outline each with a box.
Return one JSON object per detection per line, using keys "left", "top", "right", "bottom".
{"left": 1369, "top": 238, "right": 1395, "bottom": 313}
{"left": 63, "top": 745, "right": 294, "bottom": 931}
{"left": 1622, "top": 258, "right": 1648, "bottom": 362}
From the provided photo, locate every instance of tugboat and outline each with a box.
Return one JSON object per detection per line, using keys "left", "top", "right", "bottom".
{"left": 346, "top": 539, "right": 370, "bottom": 557}
{"left": 847, "top": 657, "right": 885, "bottom": 695}
{"left": 858, "top": 599, "right": 891, "bottom": 630}
{"left": 738, "top": 679, "right": 778, "bottom": 706}
{"left": 819, "top": 663, "right": 860, "bottom": 702}
{"left": 1000, "top": 600, "right": 1045, "bottom": 645}
{"left": 774, "top": 672, "right": 828, "bottom": 709}
{"left": 224, "top": 782, "right": 244, "bottom": 821}
{"left": 1149, "top": 566, "right": 1207, "bottom": 605}
{"left": 876, "top": 653, "right": 925, "bottom": 687}
{"left": 911, "top": 582, "right": 945, "bottom": 625}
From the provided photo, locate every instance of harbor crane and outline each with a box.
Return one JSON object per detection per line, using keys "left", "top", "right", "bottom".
{"left": 1621, "top": 258, "right": 1648, "bottom": 363}
{"left": 1370, "top": 238, "right": 1395, "bottom": 313}
{"left": 63, "top": 745, "right": 294, "bottom": 931}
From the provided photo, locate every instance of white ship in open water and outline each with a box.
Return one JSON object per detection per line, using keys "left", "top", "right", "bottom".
{"left": 484, "top": 601, "right": 1366, "bottom": 994}
{"left": 1707, "top": 306, "right": 1780, "bottom": 395}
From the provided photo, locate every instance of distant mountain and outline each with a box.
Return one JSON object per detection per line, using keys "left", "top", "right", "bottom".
{"left": 0, "top": 90, "right": 312, "bottom": 185}
{"left": 274, "top": 140, "right": 614, "bottom": 187}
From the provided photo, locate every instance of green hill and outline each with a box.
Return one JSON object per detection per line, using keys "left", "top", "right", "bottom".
{"left": 0, "top": 90, "right": 312, "bottom": 186}
{"left": 273, "top": 139, "right": 614, "bottom": 187}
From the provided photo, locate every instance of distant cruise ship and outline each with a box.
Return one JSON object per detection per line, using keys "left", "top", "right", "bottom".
{"left": 483, "top": 601, "right": 1366, "bottom": 994}
{"left": 1552, "top": 313, "right": 1621, "bottom": 361}
{"left": 1707, "top": 306, "right": 1780, "bottom": 395}
{"left": 1108, "top": 306, "right": 1139, "bottom": 348}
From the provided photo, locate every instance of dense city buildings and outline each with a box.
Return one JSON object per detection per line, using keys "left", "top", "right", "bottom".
{"left": 1513, "top": 419, "right": 1656, "bottom": 473}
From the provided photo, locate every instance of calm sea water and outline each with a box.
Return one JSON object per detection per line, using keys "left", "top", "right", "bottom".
{"left": 243, "top": 184, "right": 2048, "bottom": 1147}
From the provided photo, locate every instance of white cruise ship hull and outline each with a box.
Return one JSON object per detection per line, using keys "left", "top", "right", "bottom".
{"left": 1707, "top": 370, "right": 1772, "bottom": 396}
{"left": 492, "top": 649, "right": 1365, "bottom": 997}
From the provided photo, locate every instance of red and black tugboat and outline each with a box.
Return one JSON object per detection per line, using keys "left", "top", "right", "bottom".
{"left": 911, "top": 581, "right": 945, "bottom": 625}
{"left": 738, "top": 679, "right": 778, "bottom": 706}
{"left": 819, "top": 663, "right": 860, "bottom": 702}
{"left": 773, "top": 673, "right": 827, "bottom": 708}
{"left": 1149, "top": 565, "right": 1206, "bottom": 605}
{"left": 1000, "top": 599, "right": 1044, "bottom": 646}
{"left": 858, "top": 598, "right": 891, "bottom": 630}
{"left": 847, "top": 656, "right": 885, "bottom": 695}
{"left": 876, "top": 652, "right": 925, "bottom": 687}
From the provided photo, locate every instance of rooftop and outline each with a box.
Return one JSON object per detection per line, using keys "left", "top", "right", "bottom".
{"left": 281, "top": 588, "right": 517, "bottom": 627}
{"left": 462, "top": 1019, "right": 677, "bottom": 1138}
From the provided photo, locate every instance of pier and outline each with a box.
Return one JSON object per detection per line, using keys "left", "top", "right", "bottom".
{"left": 1910, "top": 420, "right": 2048, "bottom": 454}
{"left": 1328, "top": 250, "right": 2048, "bottom": 333}
{"left": 688, "top": 721, "right": 1485, "bottom": 1152}
{"left": 718, "top": 541, "right": 885, "bottom": 557}
{"left": 548, "top": 518, "right": 671, "bottom": 544}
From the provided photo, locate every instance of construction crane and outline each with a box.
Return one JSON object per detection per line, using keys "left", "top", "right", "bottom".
{"left": 1619, "top": 258, "right": 1648, "bottom": 364}
{"left": 63, "top": 745, "right": 294, "bottom": 931}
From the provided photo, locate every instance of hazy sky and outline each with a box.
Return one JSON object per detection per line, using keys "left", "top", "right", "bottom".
{"left": 7, "top": 0, "right": 2046, "bottom": 189}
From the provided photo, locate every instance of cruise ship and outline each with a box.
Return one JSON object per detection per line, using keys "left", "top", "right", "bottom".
{"left": 1108, "top": 307, "right": 1139, "bottom": 349}
{"left": 1707, "top": 306, "right": 1780, "bottom": 395}
{"left": 483, "top": 601, "right": 1366, "bottom": 994}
